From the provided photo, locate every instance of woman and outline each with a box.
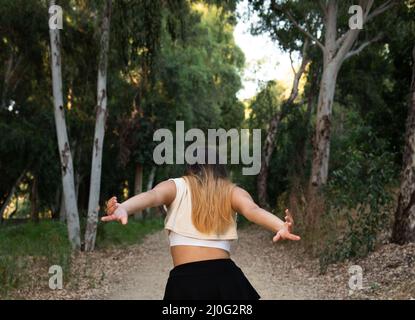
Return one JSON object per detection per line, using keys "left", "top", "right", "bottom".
{"left": 102, "top": 152, "right": 300, "bottom": 300}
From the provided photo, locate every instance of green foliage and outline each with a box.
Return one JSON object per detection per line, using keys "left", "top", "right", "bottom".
{"left": 0, "top": 0, "right": 245, "bottom": 221}
{"left": 0, "top": 0, "right": 413, "bottom": 291}
{"left": 0, "top": 221, "right": 71, "bottom": 296}
{"left": 248, "top": 0, "right": 321, "bottom": 52}
{"left": 0, "top": 218, "right": 164, "bottom": 297}
{"left": 246, "top": 1, "right": 412, "bottom": 267}
{"left": 318, "top": 111, "right": 398, "bottom": 272}
{"left": 248, "top": 80, "right": 285, "bottom": 130}
{"left": 246, "top": 79, "right": 313, "bottom": 204}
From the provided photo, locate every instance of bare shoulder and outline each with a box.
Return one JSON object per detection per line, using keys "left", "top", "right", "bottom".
{"left": 231, "top": 186, "right": 252, "bottom": 200}
{"left": 154, "top": 179, "right": 177, "bottom": 190}
{"left": 231, "top": 186, "right": 255, "bottom": 213}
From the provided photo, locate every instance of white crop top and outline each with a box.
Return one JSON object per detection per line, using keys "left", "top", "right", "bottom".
{"left": 164, "top": 177, "right": 238, "bottom": 240}
{"left": 165, "top": 177, "right": 238, "bottom": 253}
{"left": 168, "top": 231, "right": 232, "bottom": 252}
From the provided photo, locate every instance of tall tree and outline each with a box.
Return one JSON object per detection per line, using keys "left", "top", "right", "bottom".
{"left": 307, "top": 0, "right": 397, "bottom": 189}
{"left": 250, "top": 0, "right": 398, "bottom": 208}
{"left": 85, "top": 0, "right": 112, "bottom": 252}
{"left": 48, "top": 0, "right": 80, "bottom": 249}
{"left": 392, "top": 45, "right": 415, "bottom": 244}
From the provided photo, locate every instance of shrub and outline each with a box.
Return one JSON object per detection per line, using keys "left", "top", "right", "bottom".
{"left": 318, "top": 147, "right": 396, "bottom": 272}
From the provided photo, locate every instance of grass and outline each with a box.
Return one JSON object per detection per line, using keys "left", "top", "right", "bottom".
{"left": 95, "top": 217, "right": 164, "bottom": 248}
{"left": 0, "top": 220, "right": 71, "bottom": 297}
{"left": 0, "top": 217, "right": 164, "bottom": 298}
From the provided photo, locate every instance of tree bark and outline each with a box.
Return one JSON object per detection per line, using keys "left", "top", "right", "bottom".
{"left": 84, "top": 0, "right": 112, "bottom": 252}
{"left": 59, "top": 193, "right": 66, "bottom": 222}
{"left": 257, "top": 113, "right": 282, "bottom": 208}
{"left": 8, "top": 197, "right": 18, "bottom": 220}
{"left": 144, "top": 166, "right": 157, "bottom": 217}
{"left": 134, "top": 163, "right": 143, "bottom": 220}
{"left": 272, "top": 0, "right": 396, "bottom": 226}
{"left": 30, "top": 175, "right": 39, "bottom": 222}
{"left": 49, "top": 0, "right": 81, "bottom": 249}
{"left": 298, "top": 69, "right": 319, "bottom": 173}
{"left": 392, "top": 45, "right": 415, "bottom": 244}
{"left": 309, "top": 0, "right": 392, "bottom": 189}
{"left": 0, "top": 169, "right": 27, "bottom": 223}
{"left": 310, "top": 61, "right": 339, "bottom": 187}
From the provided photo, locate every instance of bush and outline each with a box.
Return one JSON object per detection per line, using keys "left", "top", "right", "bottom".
{"left": 318, "top": 146, "right": 397, "bottom": 272}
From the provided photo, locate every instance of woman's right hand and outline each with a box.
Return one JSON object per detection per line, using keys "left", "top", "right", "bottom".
{"left": 273, "top": 209, "right": 301, "bottom": 242}
{"left": 101, "top": 196, "right": 128, "bottom": 225}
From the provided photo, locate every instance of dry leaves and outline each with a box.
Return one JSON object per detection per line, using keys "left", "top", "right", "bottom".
{"left": 6, "top": 226, "right": 415, "bottom": 300}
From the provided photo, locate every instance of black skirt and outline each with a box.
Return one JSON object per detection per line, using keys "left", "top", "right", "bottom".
{"left": 163, "top": 258, "right": 260, "bottom": 300}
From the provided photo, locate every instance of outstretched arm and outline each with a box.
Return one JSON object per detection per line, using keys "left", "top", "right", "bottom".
{"left": 101, "top": 180, "right": 176, "bottom": 225}
{"left": 231, "top": 187, "right": 300, "bottom": 242}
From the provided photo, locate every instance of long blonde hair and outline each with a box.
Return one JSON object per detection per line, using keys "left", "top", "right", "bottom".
{"left": 183, "top": 153, "right": 235, "bottom": 235}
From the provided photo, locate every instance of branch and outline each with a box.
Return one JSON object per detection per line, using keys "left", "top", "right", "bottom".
{"left": 335, "top": 31, "right": 348, "bottom": 49}
{"left": 287, "top": 39, "right": 310, "bottom": 105}
{"left": 335, "top": 0, "right": 371, "bottom": 50}
{"left": 336, "top": 0, "right": 390, "bottom": 60}
{"left": 289, "top": 51, "right": 296, "bottom": 76}
{"left": 362, "top": 0, "right": 375, "bottom": 21}
{"left": 283, "top": 9, "right": 325, "bottom": 52}
{"left": 366, "top": 0, "right": 397, "bottom": 23}
{"left": 343, "top": 33, "right": 383, "bottom": 61}
{"left": 318, "top": 0, "right": 327, "bottom": 17}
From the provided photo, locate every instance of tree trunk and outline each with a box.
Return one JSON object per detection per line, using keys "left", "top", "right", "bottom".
{"left": 60, "top": 170, "right": 81, "bottom": 222}
{"left": 303, "top": 0, "right": 398, "bottom": 231}
{"left": 134, "top": 163, "right": 143, "bottom": 220}
{"left": 0, "top": 169, "right": 27, "bottom": 223}
{"left": 30, "top": 175, "right": 39, "bottom": 222}
{"left": 392, "top": 45, "right": 415, "bottom": 244}
{"left": 310, "top": 61, "right": 339, "bottom": 187}
{"left": 309, "top": 0, "right": 383, "bottom": 190}
{"left": 49, "top": 0, "right": 81, "bottom": 249}
{"left": 59, "top": 191, "right": 66, "bottom": 222}
{"left": 84, "top": 0, "right": 112, "bottom": 252}
{"left": 8, "top": 197, "right": 18, "bottom": 220}
{"left": 75, "top": 171, "right": 82, "bottom": 203}
{"left": 145, "top": 166, "right": 157, "bottom": 217}
{"left": 257, "top": 114, "right": 282, "bottom": 208}
{"left": 146, "top": 166, "right": 156, "bottom": 191}
{"left": 297, "top": 69, "right": 318, "bottom": 173}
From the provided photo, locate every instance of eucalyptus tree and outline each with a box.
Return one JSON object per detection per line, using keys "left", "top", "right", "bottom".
{"left": 49, "top": 0, "right": 80, "bottom": 249}
{"left": 249, "top": 0, "right": 399, "bottom": 211}
{"left": 84, "top": 0, "right": 112, "bottom": 252}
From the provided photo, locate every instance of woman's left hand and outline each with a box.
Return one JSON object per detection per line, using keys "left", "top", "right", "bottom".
{"left": 101, "top": 196, "right": 128, "bottom": 225}
{"left": 273, "top": 209, "right": 301, "bottom": 242}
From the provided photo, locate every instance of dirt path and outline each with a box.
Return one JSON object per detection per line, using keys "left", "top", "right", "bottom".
{"left": 11, "top": 223, "right": 413, "bottom": 299}
{"left": 105, "top": 225, "right": 336, "bottom": 300}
